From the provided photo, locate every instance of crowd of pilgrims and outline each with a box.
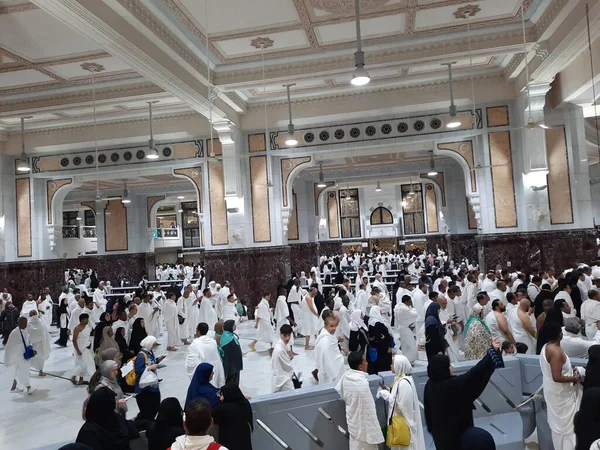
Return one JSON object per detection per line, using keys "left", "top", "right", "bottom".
{"left": 3, "top": 252, "right": 600, "bottom": 449}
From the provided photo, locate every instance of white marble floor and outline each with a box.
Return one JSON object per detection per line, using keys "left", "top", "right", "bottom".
{"left": 0, "top": 321, "right": 323, "bottom": 450}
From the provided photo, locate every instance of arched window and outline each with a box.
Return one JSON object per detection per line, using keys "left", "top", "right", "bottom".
{"left": 370, "top": 206, "right": 393, "bottom": 225}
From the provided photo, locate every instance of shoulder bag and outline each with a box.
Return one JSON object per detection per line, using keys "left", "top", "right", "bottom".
{"left": 21, "top": 331, "right": 37, "bottom": 360}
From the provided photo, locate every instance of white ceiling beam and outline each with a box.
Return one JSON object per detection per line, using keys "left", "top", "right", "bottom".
{"left": 30, "top": 0, "right": 238, "bottom": 125}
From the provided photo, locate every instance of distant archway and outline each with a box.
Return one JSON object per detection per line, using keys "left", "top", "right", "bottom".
{"left": 370, "top": 206, "right": 393, "bottom": 225}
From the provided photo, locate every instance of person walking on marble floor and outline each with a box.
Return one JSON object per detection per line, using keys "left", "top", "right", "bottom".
{"left": 302, "top": 286, "right": 320, "bottom": 350}
{"left": 71, "top": 313, "right": 95, "bottom": 386}
{"left": 177, "top": 286, "right": 192, "bottom": 346}
{"left": 249, "top": 293, "right": 275, "bottom": 354}
{"left": 186, "top": 322, "right": 225, "bottom": 387}
{"left": 0, "top": 300, "right": 19, "bottom": 345}
{"left": 4, "top": 316, "right": 37, "bottom": 394}
{"left": 315, "top": 311, "right": 346, "bottom": 384}
{"left": 27, "top": 309, "right": 51, "bottom": 377}
{"left": 271, "top": 324, "right": 295, "bottom": 393}
{"left": 164, "top": 292, "right": 180, "bottom": 351}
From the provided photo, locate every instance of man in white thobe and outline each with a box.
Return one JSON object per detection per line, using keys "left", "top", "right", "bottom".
{"left": 394, "top": 294, "right": 418, "bottom": 363}
{"left": 489, "top": 280, "right": 508, "bottom": 307}
{"left": 561, "top": 317, "right": 600, "bottom": 359}
{"left": 177, "top": 286, "right": 192, "bottom": 345}
{"left": 93, "top": 282, "right": 107, "bottom": 313}
{"left": 20, "top": 295, "right": 37, "bottom": 317}
{"left": 138, "top": 294, "right": 160, "bottom": 339}
{"left": 335, "top": 351, "right": 384, "bottom": 450}
{"left": 72, "top": 313, "right": 95, "bottom": 385}
{"left": 38, "top": 287, "right": 53, "bottom": 330}
{"left": 4, "top": 317, "right": 36, "bottom": 394}
{"left": 163, "top": 293, "right": 180, "bottom": 351}
{"left": 186, "top": 322, "right": 225, "bottom": 387}
{"left": 271, "top": 324, "right": 295, "bottom": 392}
{"left": 250, "top": 294, "right": 275, "bottom": 352}
{"left": 412, "top": 283, "right": 428, "bottom": 344}
{"left": 26, "top": 310, "right": 51, "bottom": 376}
{"left": 315, "top": 314, "right": 346, "bottom": 384}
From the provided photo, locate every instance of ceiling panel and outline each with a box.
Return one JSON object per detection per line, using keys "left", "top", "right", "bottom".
{"left": 0, "top": 69, "right": 54, "bottom": 88}
{"left": 414, "top": 0, "right": 522, "bottom": 32}
{"left": 0, "top": 112, "right": 58, "bottom": 123}
{"left": 179, "top": 0, "right": 300, "bottom": 35}
{"left": 409, "top": 56, "right": 492, "bottom": 74}
{"left": 48, "top": 56, "right": 133, "bottom": 79}
{"left": 0, "top": 9, "right": 101, "bottom": 60}
{"left": 315, "top": 13, "right": 406, "bottom": 45}
{"left": 214, "top": 29, "right": 310, "bottom": 58}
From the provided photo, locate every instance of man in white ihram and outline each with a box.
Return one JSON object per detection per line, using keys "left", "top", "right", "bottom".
{"left": 186, "top": 322, "right": 225, "bottom": 388}
{"left": 336, "top": 351, "right": 384, "bottom": 450}
{"left": 4, "top": 317, "right": 37, "bottom": 394}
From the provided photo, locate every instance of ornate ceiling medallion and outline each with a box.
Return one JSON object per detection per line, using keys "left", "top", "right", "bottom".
{"left": 453, "top": 4, "right": 481, "bottom": 19}
{"left": 309, "top": 0, "right": 390, "bottom": 15}
{"left": 250, "top": 37, "right": 274, "bottom": 49}
{"left": 80, "top": 62, "right": 105, "bottom": 73}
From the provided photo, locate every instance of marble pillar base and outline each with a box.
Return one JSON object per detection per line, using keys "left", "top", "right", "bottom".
{"left": 204, "top": 246, "right": 291, "bottom": 309}
{"left": 0, "top": 253, "right": 155, "bottom": 307}
{"left": 477, "top": 229, "right": 599, "bottom": 271}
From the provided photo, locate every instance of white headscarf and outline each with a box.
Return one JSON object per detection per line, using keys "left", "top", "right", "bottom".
{"left": 140, "top": 336, "right": 157, "bottom": 351}
{"left": 393, "top": 354, "right": 412, "bottom": 377}
{"left": 368, "top": 305, "right": 385, "bottom": 327}
{"left": 124, "top": 294, "right": 132, "bottom": 302}
{"left": 349, "top": 309, "right": 367, "bottom": 332}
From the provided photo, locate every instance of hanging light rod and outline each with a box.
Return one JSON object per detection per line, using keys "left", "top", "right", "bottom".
{"left": 146, "top": 101, "right": 160, "bottom": 159}
{"left": 351, "top": 0, "right": 370, "bottom": 86}
{"left": 442, "top": 62, "right": 461, "bottom": 129}
{"left": 17, "top": 116, "right": 33, "bottom": 173}
{"left": 121, "top": 181, "right": 131, "bottom": 204}
{"left": 317, "top": 162, "right": 327, "bottom": 188}
{"left": 283, "top": 83, "right": 298, "bottom": 146}
{"left": 428, "top": 152, "right": 438, "bottom": 176}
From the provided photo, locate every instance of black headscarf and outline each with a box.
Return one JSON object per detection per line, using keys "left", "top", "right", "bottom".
{"left": 536, "top": 307, "right": 565, "bottom": 354}
{"left": 93, "top": 322, "right": 107, "bottom": 352}
{"left": 156, "top": 397, "right": 183, "bottom": 428}
{"left": 224, "top": 320, "right": 235, "bottom": 333}
{"left": 85, "top": 387, "right": 119, "bottom": 431}
{"left": 147, "top": 397, "right": 185, "bottom": 450}
{"left": 58, "top": 297, "right": 69, "bottom": 316}
{"left": 114, "top": 327, "right": 130, "bottom": 358}
{"left": 212, "top": 384, "right": 254, "bottom": 450}
{"left": 575, "top": 387, "right": 600, "bottom": 449}
{"left": 460, "top": 427, "right": 496, "bottom": 450}
{"left": 129, "top": 318, "right": 147, "bottom": 354}
{"left": 425, "top": 302, "right": 445, "bottom": 345}
{"left": 585, "top": 345, "right": 600, "bottom": 390}
{"left": 221, "top": 384, "right": 253, "bottom": 430}
{"left": 427, "top": 354, "right": 451, "bottom": 382}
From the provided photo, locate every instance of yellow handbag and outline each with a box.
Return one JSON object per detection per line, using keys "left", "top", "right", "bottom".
{"left": 386, "top": 379, "right": 411, "bottom": 447}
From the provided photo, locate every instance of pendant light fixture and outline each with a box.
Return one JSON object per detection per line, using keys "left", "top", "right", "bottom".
{"left": 351, "top": 0, "right": 370, "bottom": 86}
{"left": 351, "top": 0, "right": 371, "bottom": 86}
{"left": 259, "top": 41, "right": 273, "bottom": 187}
{"left": 427, "top": 152, "right": 438, "bottom": 176}
{"left": 375, "top": 180, "right": 382, "bottom": 192}
{"left": 345, "top": 183, "right": 351, "bottom": 200}
{"left": 408, "top": 178, "right": 415, "bottom": 196}
{"left": 284, "top": 84, "right": 298, "bottom": 146}
{"left": 17, "top": 117, "right": 31, "bottom": 172}
{"left": 442, "top": 62, "right": 461, "bottom": 128}
{"left": 317, "top": 162, "right": 327, "bottom": 188}
{"left": 121, "top": 181, "right": 131, "bottom": 204}
{"left": 146, "top": 101, "right": 159, "bottom": 160}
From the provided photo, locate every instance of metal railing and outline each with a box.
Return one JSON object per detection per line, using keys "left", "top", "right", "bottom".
{"left": 62, "top": 225, "right": 96, "bottom": 239}
{"left": 82, "top": 226, "right": 96, "bottom": 238}
{"left": 155, "top": 227, "right": 179, "bottom": 238}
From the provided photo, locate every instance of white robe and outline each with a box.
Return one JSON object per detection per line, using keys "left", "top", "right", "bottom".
{"left": 355, "top": 290, "right": 368, "bottom": 315}
{"left": 255, "top": 299, "right": 275, "bottom": 344}
{"left": 315, "top": 328, "right": 346, "bottom": 384}
{"left": 301, "top": 294, "right": 319, "bottom": 336}
{"left": 112, "top": 319, "right": 130, "bottom": 343}
{"left": 439, "top": 306, "right": 461, "bottom": 363}
{"left": 335, "top": 369, "right": 384, "bottom": 447}
{"left": 581, "top": 299, "right": 600, "bottom": 340}
{"left": 4, "top": 327, "right": 31, "bottom": 387}
{"left": 68, "top": 306, "right": 85, "bottom": 335}
{"left": 287, "top": 287, "right": 304, "bottom": 330}
{"left": 540, "top": 345, "right": 582, "bottom": 450}
{"left": 20, "top": 300, "right": 37, "bottom": 318}
{"left": 394, "top": 303, "right": 418, "bottom": 363}
{"left": 27, "top": 315, "right": 51, "bottom": 371}
{"left": 186, "top": 335, "right": 225, "bottom": 387}
{"left": 73, "top": 324, "right": 95, "bottom": 378}
{"left": 186, "top": 292, "right": 199, "bottom": 337}
{"left": 508, "top": 308, "right": 536, "bottom": 355}
{"left": 338, "top": 305, "right": 351, "bottom": 339}
{"left": 378, "top": 376, "right": 426, "bottom": 450}
{"left": 198, "top": 296, "right": 218, "bottom": 331}
{"left": 274, "top": 295, "right": 290, "bottom": 328}
{"left": 138, "top": 302, "right": 160, "bottom": 339}
{"left": 271, "top": 339, "right": 294, "bottom": 392}
{"left": 163, "top": 299, "right": 180, "bottom": 347}
{"left": 221, "top": 301, "right": 239, "bottom": 324}
{"left": 555, "top": 291, "right": 576, "bottom": 317}
{"left": 39, "top": 295, "right": 53, "bottom": 329}
{"left": 177, "top": 295, "right": 190, "bottom": 340}
{"left": 485, "top": 311, "right": 508, "bottom": 342}
{"left": 93, "top": 289, "right": 106, "bottom": 313}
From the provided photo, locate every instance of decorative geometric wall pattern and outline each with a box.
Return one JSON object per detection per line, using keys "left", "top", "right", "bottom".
{"left": 46, "top": 178, "right": 72, "bottom": 225}
{"left": 146, "top": 195, "right": 166, "bottom": 228}
{"left": 419, "top": 172, "right": 446, "bottom": 206}
{"left": 270, "top": 109, "right": 482, "bottom": 150}
{"left": 281, "top": 156, "right": 312, "bottom": 207}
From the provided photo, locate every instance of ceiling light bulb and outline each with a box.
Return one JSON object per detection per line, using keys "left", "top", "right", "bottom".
{"left": 146, "top": 149, "right": 159, "bottom": 160}
{"left": 351, "top": 66, "right": 371, "bottom": 86}
{"left": 375, "top": 181, "right": 382, "bottom": 192}
{"left": 178, "top": 209, "right": 183, "bottom": 213}
{"left": 317, "top": 180, "right": 327, "bottom": 188}
{"left": 177, "top": 196, "right": 185, "bottom": 199}
{"left": 76, "top": 217, "right": 82, "bottom": 221}
{"left": 401, "top": 200, "right": 407, "bottom": 207}
{"left": 121, "top": 198, "right": 131, "bottom": 204}
{"left": 17, "top": 154, "right": 31, "bottom": 172}
{"left": 428, "top": 170, "right": 439, "bottom": 176}
{"left": 285, "top": 134, "right": 298, "bottom": 146}
{"left": 446, "top": 120, "right": 462, "bottom": 129}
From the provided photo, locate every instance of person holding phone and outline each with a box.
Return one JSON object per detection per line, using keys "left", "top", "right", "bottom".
{"left": 134, "top": 336, "right": 165, "bottom": 420}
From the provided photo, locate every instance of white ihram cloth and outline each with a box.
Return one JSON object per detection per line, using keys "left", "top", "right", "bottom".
{"left": 20, "top": 300, "right": 37, "bottom": 318}
{"left": 27, "top": 315, "right": 51, "bottom": 371}
{"left": 439, "top": 305, "right": 461, "bottom": 363}
{"left": 561, "top": 329, "right": 600, "bottom": 359}
{"left": 555, "top": 291, "right": 576, "bottom": 317}
{"left": 301, "top": 294, "right": 320, "bottom": 336}
{"left": 186, "top": 292, "right": 199, "bottom": 337}
{"left": 198, "top": 296, "right": 217, "bottom": 331}
{"left": 411, "top": 290, "right": 428, "bottom": 341}
{"left": 39, "top": 295, "right": 53, "bottom": 329}
{"left": 581, "top": 299, "right": 600, "bottom": 340}
{"left": 271, "top": 339, "right": 294, "bottom": 392}
{"left": 287, "top": 287, "right": 304, "bottom": 331}
{"left": 335, "top": 369, "right": 384, "bottom": 449}
{"left": 377, "top": 357, "right": 426, "bottom": 450}
{"left": 355, "top": 290, "right": 369, "bottom": 315}
{"left": 137, "top": 302, "right": 160, "bottom": 341}
{"left": 4, "top": 327, "right": 32, "bottom": 387}
{"left": 73, "top": 325, "right": 95, "bottom": 378}
{"left": 540, "top": 344, "right": 582, "bottom": 450}
{"left": 93, "top": 288, "right": 106, "bottom": 313}
{"left": 508, "top": 307, "right": 536, "bottom": 355}
{"left": 177, "top": 295, "right": 189, "bottom": 340}
{"left": 163, "top": 299, "right": 180, "bottom": 347}
{"left": 315, "top": 328, "right": 345, "bottom": 384}
{"left": 221, "top": 301, "right": 239, "bottom": 324}
{"left": 394, "top": 302, "right": 418, "bottom": 363}
{"left": 255, "top": 298, "right": 275, "bottom": 344}
{"left": 68, "top": 306, "right": 84, "bottom": 335}
{"left": 186, "top": 335, "right": 225, "bottom": 387}
{"left": 274, "top": 295, "right": 290, "bottom": 327}
{"left": 485, "top": 311, "right": 509, "bottom": 342}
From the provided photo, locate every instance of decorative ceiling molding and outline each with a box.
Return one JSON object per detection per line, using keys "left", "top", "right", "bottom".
{"left": 0, "top": 45, "right": 66, "bottom": 83}
{"left": 307, "top": 0, "right": 389, "bottom": 15}
{"left": 0, "top": 51, "right": 111, "bottom": 74}
{"left": 292, "top": 0, "right": 319, "bottom": 49}
{"left": 453, "top": 4, "right": 481, "bottom": 20}
{"left": 0, "top": 2, "right": 38, "bottom": 15}
{"left": 250, "top": 37, "right": 274, "bottom": 49}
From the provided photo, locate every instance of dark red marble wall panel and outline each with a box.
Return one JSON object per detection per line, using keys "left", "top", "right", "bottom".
{"left": 425, "top": 235, "right": 447, "bottom": 256}
{"left": 451, "top": 234, "right": 478, "bottom": 264}
{"left": 318, "top": 241, "right": 343, "bottom": 258}
{"left": 0, "top": 253, "right": 154, "bottom": 307}
{"left": 204, "top": 246, "right": 290, "bottom": 311}
{"left": 290, "top": 243, "right": 319, "bottom": 276}
{"left": 479, "top": 229, "right": 598, "bottom": 272}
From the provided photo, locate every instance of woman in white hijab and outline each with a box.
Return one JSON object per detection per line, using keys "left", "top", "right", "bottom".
{"left": 377, "top": 355, "right": 426, "bottom": 450}
{"left": 349, "top": 309, "right": 369, "bottom": 355}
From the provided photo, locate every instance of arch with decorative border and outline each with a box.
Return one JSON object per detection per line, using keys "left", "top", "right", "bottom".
{"left": 280, "top": 156, "right": 312, "bottom": 208}
{"left": 370, "top": 206, "right": 394, "bottom": 225}
{"left": 146, "top": 195, "right": 166, "bottom": 228}
{"left": 435, "top": 140, "right": 477, "bottom": 194}
{"left": 47, "top": 178, "right": 73, "bottom": 225}
{"left": 172, "top": 166, "right": 203, "bottom": 213}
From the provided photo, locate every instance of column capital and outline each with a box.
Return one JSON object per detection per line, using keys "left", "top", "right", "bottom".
{"left": 522, "top": 82, "right": 552, "bottom": 114}
{"left": 213, "top": 120, "right": 236, "bottom": 145}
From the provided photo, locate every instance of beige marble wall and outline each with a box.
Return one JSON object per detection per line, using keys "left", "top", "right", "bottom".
{"left": 546, "top": 127, "right": 574, "bottom": 224}
{"left": 208, "top": 161, "right": 228, "bottom": 246}
{"left": 281, "top": 156, "right": 311, "bottom": 207}
{"left": 16, "top": 178, "right": 31, "bottom": 257}
{"left": 489, "top": 131, "right": 517, "bottom": 228}
{"left": 288, "top": 193, "right": 299, "bottom": 241}
{"left": 467, "top": 197, "right": 477, "bottom": 230}
{"left": 249, "top": 156, "right": 271, "bottom": 243}
{"left": 425, "top": 184, "right": 439, "bottom": 233}
{"left": 486, "top": 106, "right": 510, "bottom": 127}
{"left": 104, "top": 199, "right": 128, "bottom": 252}
{"left": 328, "top": 192, "right": 340, "bottom": 239}
{"left": 146, "top": 195, "right": 166, "bottom": 227}
{"left": 46, "top": 178, "right": 72, "bottom": 225}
